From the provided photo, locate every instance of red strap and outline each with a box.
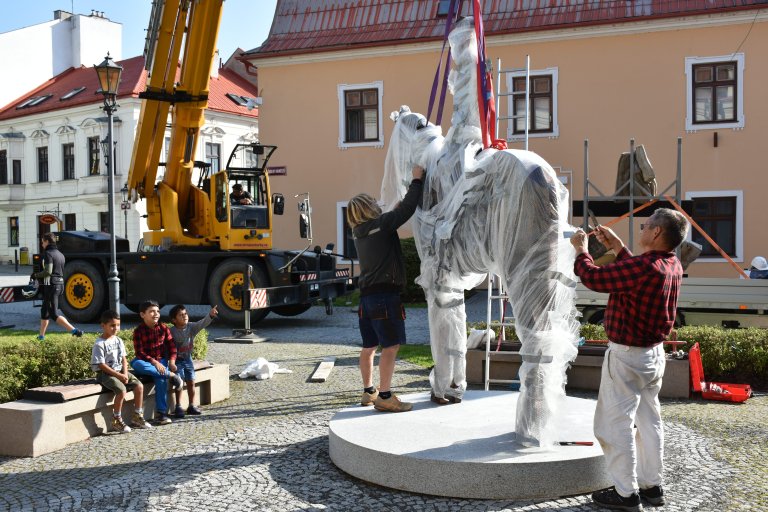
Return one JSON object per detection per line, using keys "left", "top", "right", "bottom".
{"left": 473, "top": 0, "right": 497, "bottom": 148}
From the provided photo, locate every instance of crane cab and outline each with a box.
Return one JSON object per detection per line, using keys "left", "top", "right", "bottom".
{"left": 208, "top": 143, "right": 283, "bottom": 250}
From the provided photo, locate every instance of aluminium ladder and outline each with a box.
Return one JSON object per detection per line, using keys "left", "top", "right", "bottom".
{"left": 482, "top": 56, "right": 531, "bottom": 390}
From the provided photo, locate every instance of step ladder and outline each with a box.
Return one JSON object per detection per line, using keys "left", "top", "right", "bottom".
{"left": 495, "top": 55, "right": 531, "bottom": 149}
{"left": 483, "top": 273, "right": 519, "bottom": 390}
{"left": 482, "top": 55, "right": 531, "bottom": 391}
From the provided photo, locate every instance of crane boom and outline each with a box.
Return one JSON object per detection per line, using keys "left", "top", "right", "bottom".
{"left": 127, "top": 0, "right": 224, "bottom": 245}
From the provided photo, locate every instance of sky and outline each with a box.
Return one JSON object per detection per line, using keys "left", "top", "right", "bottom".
{"left": 0, "top": 0, "right": 278, "bottom": 61}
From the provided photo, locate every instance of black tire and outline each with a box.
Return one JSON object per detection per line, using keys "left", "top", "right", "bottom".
{"left": 271, "top": 303, "right": 312, "bottom": 317}
{"left": 207, "top": 258, "right": 269, "bottom": 324}
{"left": 60, "top": 260, "right": 106, "bottom": 323}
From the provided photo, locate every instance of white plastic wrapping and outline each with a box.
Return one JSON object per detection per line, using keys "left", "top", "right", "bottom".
{"left": 238, "top": 357, "right": 292, "bottom": 380}
{"left": 382, "top": 18, "right": 580, "bottom": 447}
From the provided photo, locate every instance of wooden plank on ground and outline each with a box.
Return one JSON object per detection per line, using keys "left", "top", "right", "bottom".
{"left": 309, "top": 357, "right": 336, "bottom": 383}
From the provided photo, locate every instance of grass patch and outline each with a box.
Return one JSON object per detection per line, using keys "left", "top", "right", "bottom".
{"left": 398, "top": 344, "right": 433, "bottom": 368}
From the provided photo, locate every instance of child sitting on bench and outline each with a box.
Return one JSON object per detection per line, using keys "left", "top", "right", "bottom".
{"left": 91, "top": 309, "right": 153, "bottom": 433}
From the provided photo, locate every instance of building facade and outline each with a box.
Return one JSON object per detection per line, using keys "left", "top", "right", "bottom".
{"left": 0, "top": 10, "right": 122, "bottom": 109}
{"left": 242, "top": 0, "right": 768, "bottom": 278}
{"left": 0, "top": 56, "right": 259, "bottom": 263}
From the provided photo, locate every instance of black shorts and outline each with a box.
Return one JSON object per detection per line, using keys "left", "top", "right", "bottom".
{"left": 40, "top": 283, "right": 64, "bottom": 321}
{"left": 358, "top": 292, "right": 406, "bottom": 349}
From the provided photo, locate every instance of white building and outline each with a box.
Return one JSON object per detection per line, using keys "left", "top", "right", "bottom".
{"left": 0, "top": 54, "right": 260, "bottom": 263}
{"left": 0, "top": 10, "right": 122, "bottom": 109}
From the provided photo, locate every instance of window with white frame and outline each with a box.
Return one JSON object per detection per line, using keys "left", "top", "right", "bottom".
{"left": 88, "top": 136, "right": 100, "bottom": 175}
{"left": 506, "top": 67, "right": 559, "bottom": 140}
{"left": 37, "top": 146, "right": 49, "bottom": 182}
{"left": 12, "top": 159, "right": 21, "bottom": 184}
{"left": 62, "top": 143, "right": 75, "bottom": 180}
{"left": 0, "top": 150, "right": 7, "bottom": 185}
{"left": 336, "top": 201, "right": 358, "bottom": 261}
{"left": 338, "top": 81, "right": 384, "bottom": 148}
{"left": 685, "top": 54, "right": 744, "bottom": 132}
{"left": 205, "top": 142, "right": 221, "bottom": 173}
{"left": 685, "top": 190, "right": 743, "bottom": 262}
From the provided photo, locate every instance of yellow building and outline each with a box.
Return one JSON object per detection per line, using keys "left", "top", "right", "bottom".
{"left": 242, "top": 0, "right": 768, "bottom": 278}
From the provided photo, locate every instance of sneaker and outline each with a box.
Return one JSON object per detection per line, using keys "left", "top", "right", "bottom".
{"left": 591, "top": 487, "right": 643, "bottom": 512}
{"left": 37, "top": 335, "right": 45, "bottom": 341}
{"left": 361, "top": 388, "right": 379, "bottom": 406}
{"left": 639, "top": 486, "right": 665, "bottom": 506}
{"left": 154, "top": 413, "right": 172, "bottom": 426}
{"left": 111, "top": 417, "right": 132, "bottom": 433}
{"left": 72, "top": 328, "right": 84, "bottom": 337}
{"left": 174, "top": 405, "right": 185, "bottom": 419}
{"left": 170, "top": 372, "right": 183, "bottom": 390}
{"left": 373, "top": 393, "right": 413, "bottom": 413}
{"left": 186, "top": 405, "right": 202, "bottom": 415}
{"left": 130, "top": 412, "right": 153, "bottom": 429}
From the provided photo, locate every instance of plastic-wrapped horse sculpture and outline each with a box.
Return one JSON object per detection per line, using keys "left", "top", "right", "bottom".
{"left": 381, "top": 18, "right": 580, "bottom": 446}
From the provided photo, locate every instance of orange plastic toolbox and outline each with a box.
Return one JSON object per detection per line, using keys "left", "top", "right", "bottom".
{"left": 689, "top": 342, "right": 752, "bottom": 403}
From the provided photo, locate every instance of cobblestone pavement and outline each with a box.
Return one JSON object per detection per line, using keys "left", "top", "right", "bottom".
{"left": 0, "top": 335, "right": 766, "bottom": 512}
{"left": 1, "top": 265, "right": 767, "bottom": 511}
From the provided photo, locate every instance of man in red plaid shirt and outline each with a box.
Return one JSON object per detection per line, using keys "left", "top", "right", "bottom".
{"left": 571, "top": 208, "right": 688, "bottom": 511}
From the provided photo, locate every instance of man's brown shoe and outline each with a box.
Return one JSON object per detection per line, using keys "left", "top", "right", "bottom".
{"left": 374, "top": 394, "right": 413, "bottom": 412}
{"left": 361, "top": 388, "right": 379, "bottom": 406}
{"left": 430, "top": 392, "right": 450, "bottom": 405}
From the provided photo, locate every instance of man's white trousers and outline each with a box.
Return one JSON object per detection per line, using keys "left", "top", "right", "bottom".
{"left": 594, "top": 341, "right": 665, "bottom": 497}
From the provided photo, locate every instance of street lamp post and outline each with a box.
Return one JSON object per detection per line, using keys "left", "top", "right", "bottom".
{"left": 121, "top": 184, "right": 129, "bottom": 239}
{"left": 94, "top": 53, "right": 123, "bottom": 313}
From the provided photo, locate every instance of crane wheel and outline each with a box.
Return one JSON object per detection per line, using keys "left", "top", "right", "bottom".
{"left": 208, "top": 258, "right": 269, "bottom": 324}
{"left": 61, "top": 260, "right": 106, "bottom": 323}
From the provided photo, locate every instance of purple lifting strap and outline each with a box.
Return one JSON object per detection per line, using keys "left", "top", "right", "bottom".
{"left": 427, "top": 0, "right": 462, "bottom": 126}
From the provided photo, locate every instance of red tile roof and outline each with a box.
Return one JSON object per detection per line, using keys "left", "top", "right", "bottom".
{"left": 245, "top": 0, "right": 768, "bottom": 59}
{"left": 0, "top": 56, "right": 258, "bottom": 121}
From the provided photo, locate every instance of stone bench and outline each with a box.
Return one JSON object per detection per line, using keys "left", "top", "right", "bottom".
{"left": 466, "top": 344, "right": 690, "bottom": 399}
{"left": 0, "top": 360, "right": 230, "bottom": 457}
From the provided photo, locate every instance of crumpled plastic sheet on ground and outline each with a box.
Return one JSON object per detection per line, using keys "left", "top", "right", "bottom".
{"left": 381, "top": 17, "right": 580, "bottom": 447}
{"left": 239, "top": 357, "right": 292, "bottom": 380}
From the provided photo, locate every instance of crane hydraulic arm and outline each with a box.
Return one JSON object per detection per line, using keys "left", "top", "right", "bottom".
{"left": 127, "top": 0, "right": 224, "bottom": 248}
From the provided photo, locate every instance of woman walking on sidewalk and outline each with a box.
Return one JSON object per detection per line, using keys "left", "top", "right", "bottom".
{"left": 33, "top": 232, "right": 83, "bottom": 340}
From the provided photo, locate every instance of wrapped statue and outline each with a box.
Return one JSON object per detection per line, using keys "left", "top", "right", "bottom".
{"left": 380, "top": 18, "right": 580, "bottom": 446}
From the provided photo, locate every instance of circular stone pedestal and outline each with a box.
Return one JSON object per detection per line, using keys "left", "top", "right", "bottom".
{"left": 329, "top": 391, "right": 611, "bottom": 500}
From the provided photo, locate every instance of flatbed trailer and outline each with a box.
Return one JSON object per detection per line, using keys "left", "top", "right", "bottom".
{"left": 51, "top": 231, "right": 355, "bottom": 325}
{"left": 576, "top": 277, "right": 768, "bottom": 328}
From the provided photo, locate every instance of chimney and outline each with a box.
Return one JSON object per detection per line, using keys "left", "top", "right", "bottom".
{"left": 210, "top": 49, "right": 220, "bottom": 78}
{"left": 54, "top": 10, "right": 73, "bottom": 21}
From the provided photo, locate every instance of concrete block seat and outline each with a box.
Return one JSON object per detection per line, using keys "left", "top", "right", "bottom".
{"left": 0, "top": 360, "right": 230, "bottom": 457}
{"left": 466, "top": 342, "right": 690, "bottom": 399}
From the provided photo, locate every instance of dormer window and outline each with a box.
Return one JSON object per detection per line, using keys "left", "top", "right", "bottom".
{"left": 227, "top": 93, "right": 248, "bottom": 106}
{"left": 437, "top": 0, "right": 452, "bottom": 16}
{"left": 16, "top": 95, "right": 52, "bottom": 109}
{"left": 61, "top": 86, "right": 86, "bottom": 100}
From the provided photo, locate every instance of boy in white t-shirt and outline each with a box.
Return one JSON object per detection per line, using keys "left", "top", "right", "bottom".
{"left": 91, "top": 310, "right": 153, "bottom": 433}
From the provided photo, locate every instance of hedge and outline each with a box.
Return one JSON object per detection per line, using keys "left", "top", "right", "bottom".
{"left": 468, "top": 322, "right": 767, "bottom": 390}
{"left": 0, "top": 326, "right": 208, "bottom": 404}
